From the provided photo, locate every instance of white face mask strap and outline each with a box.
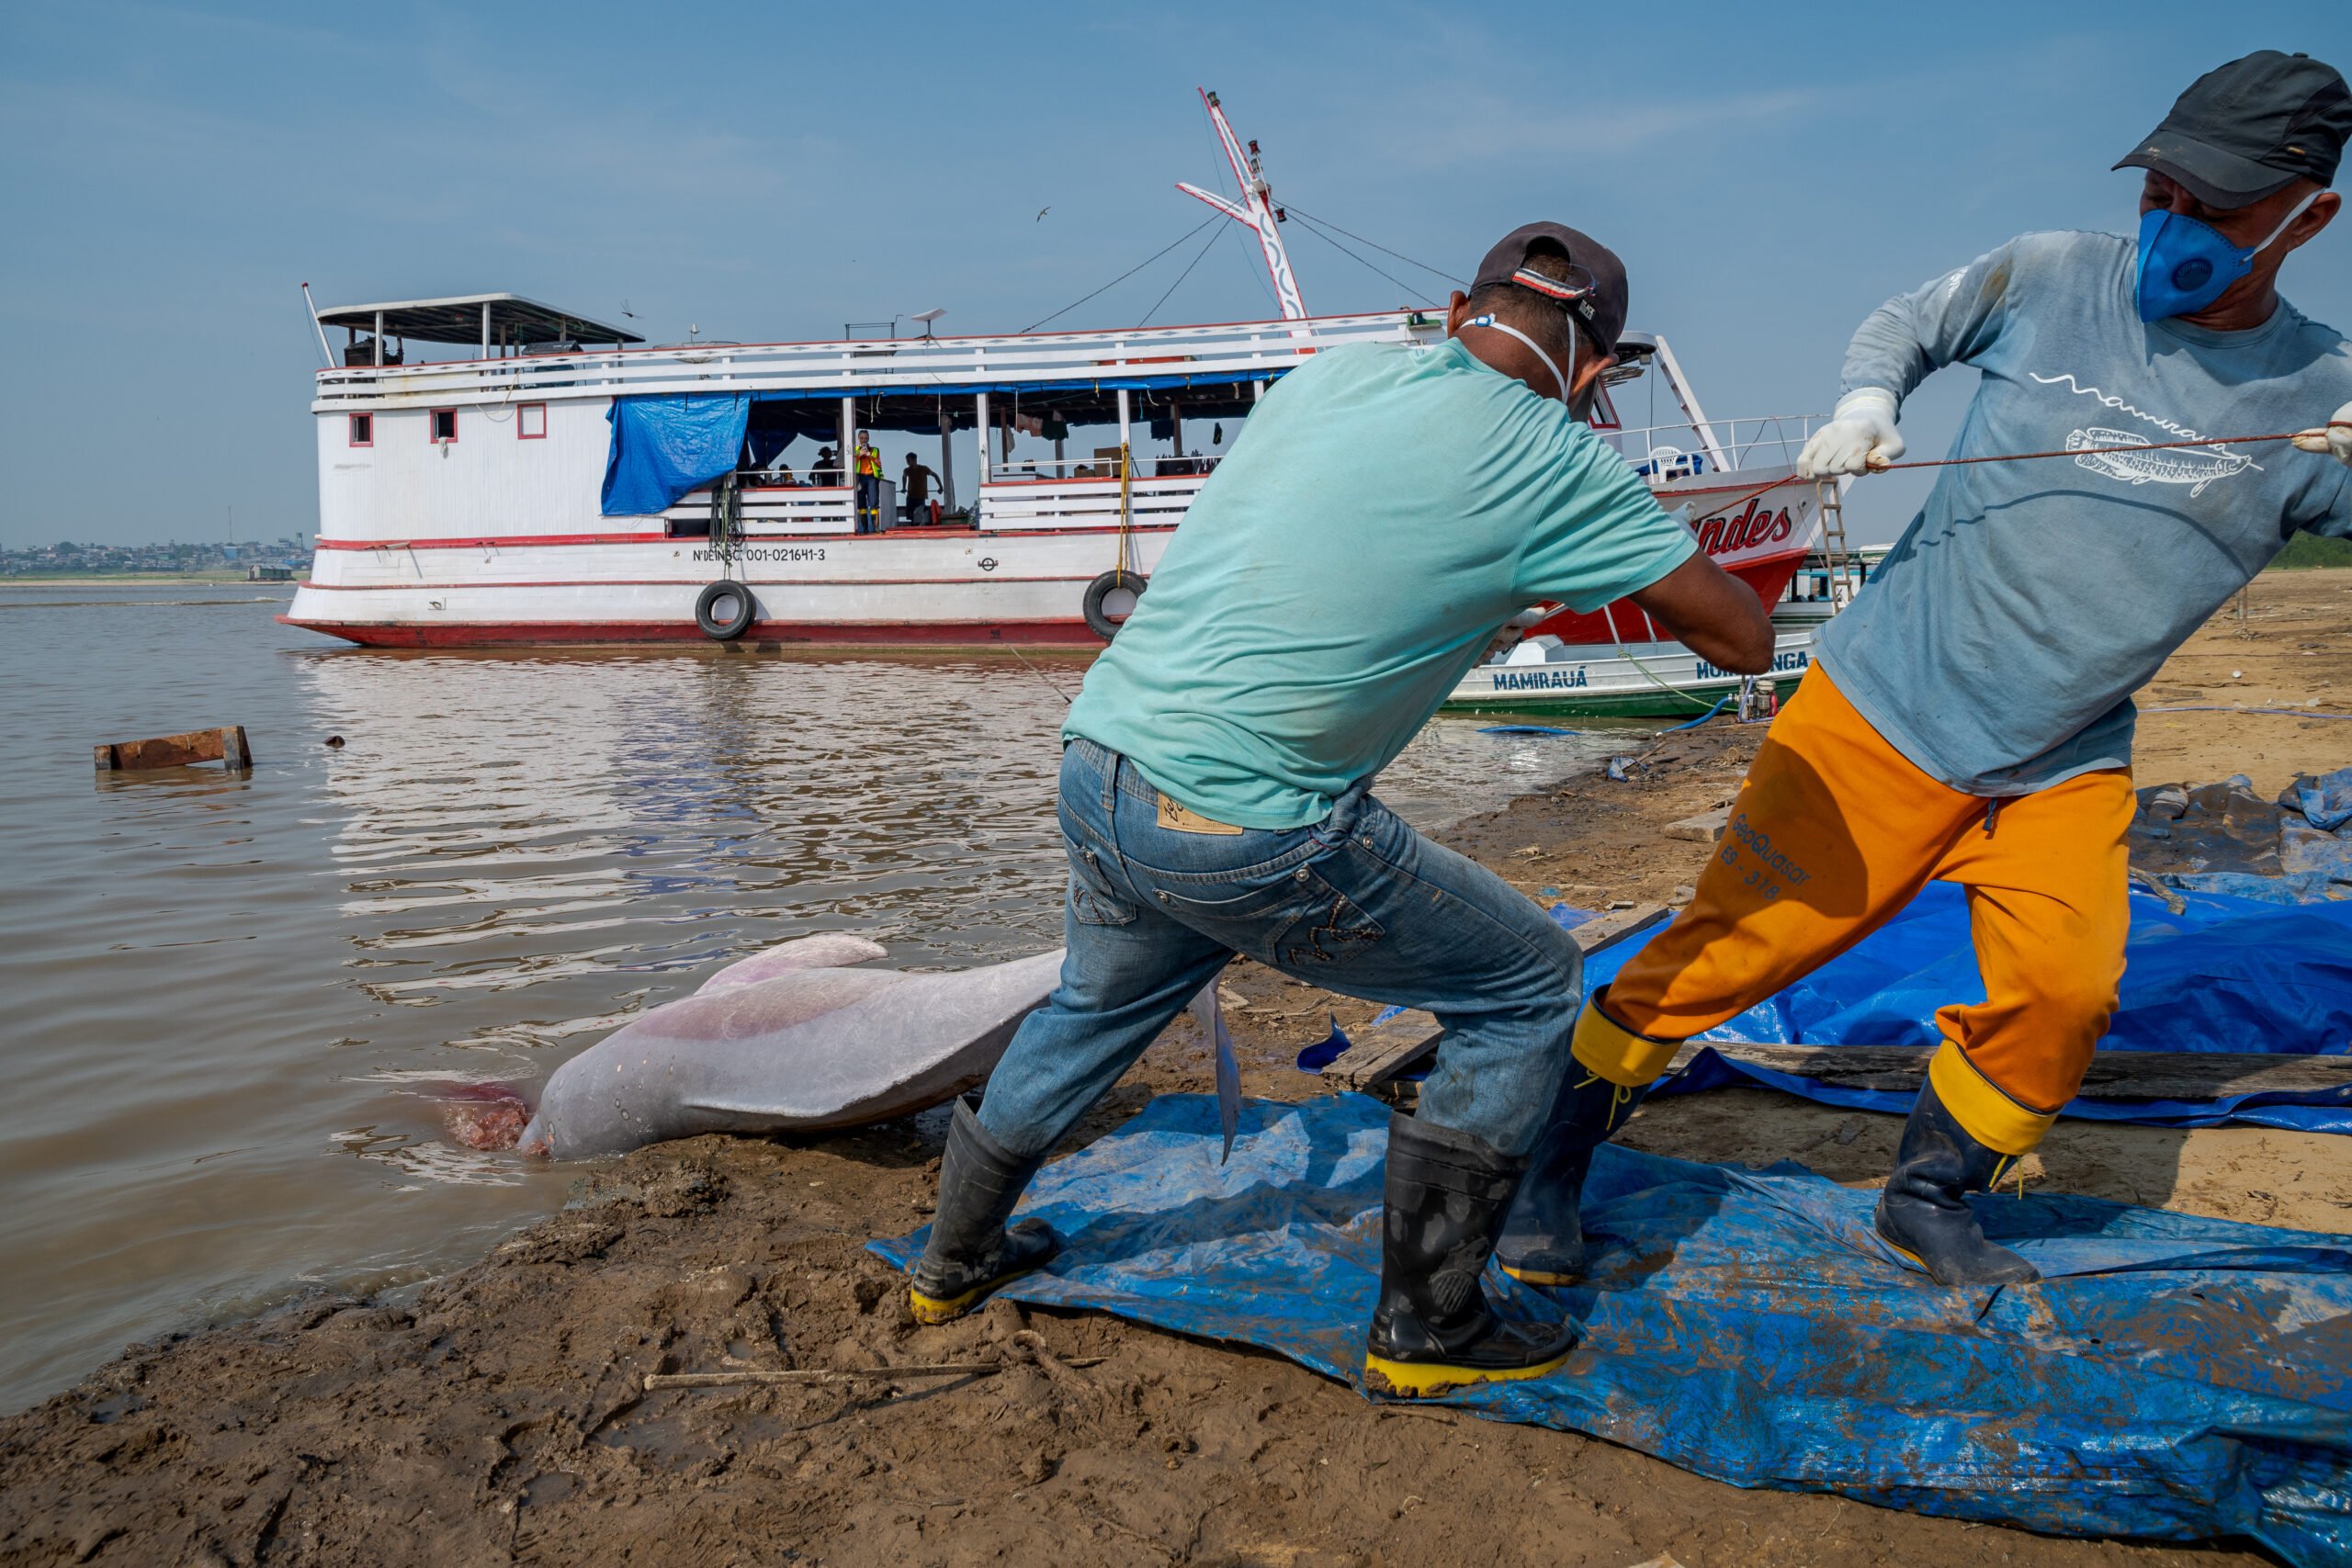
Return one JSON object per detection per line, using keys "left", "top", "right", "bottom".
{"left": 2249, "top": 189, "right": 2323, "bottom": 255}
{"left": 1465, "top": 313, "right": 1574, "bottom": 403}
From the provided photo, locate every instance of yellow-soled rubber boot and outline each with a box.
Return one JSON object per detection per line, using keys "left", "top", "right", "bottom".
{"left": 1873, "top": 1053, "right": 2044, "bottom": 1289}
{"left": 905, "top": 1100, "right": 1059, "bottom": 1324}
{"left": 1498, "top": 987, "right": 1678, "bottom": 1286}
{"left": 1362, "top": 1111, "right": 1573, "bottom": 1399}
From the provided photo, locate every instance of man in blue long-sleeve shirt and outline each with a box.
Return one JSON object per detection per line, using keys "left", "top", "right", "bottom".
{"left": 1495, "top": 51, "right": 2352, "bottom": 1292}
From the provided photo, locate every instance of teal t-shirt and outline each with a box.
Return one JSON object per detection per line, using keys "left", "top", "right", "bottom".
{"left": 1066, "top": 336, "right": 1698, "bottom": 828}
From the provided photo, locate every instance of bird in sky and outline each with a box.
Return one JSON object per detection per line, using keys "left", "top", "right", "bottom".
{"left": 1035, "top": 206, "right": 1051, "bottom": 222}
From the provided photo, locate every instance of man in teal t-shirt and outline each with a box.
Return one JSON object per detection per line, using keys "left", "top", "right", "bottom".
{"left": 900, "top": 222, "right": 1772, "bottom": 1398}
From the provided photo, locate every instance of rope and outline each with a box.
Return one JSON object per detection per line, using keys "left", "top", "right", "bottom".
{"left": 1117, "top": 442, "right": 1135, "bottom": 575}
{"left": 1284, "top": 213, "right": 1439, "bottom": 305}
{"left": 1010, "top": 643, "right": 1077, "bottom": 705}
{"left": 1600, "top": 602, "right": 1720, "bottom": 713}
{"left": 1138, "top": 219, "right": 1227, "bottom": 327}
{"left": 2142, "top": 704, "right": 2352, "bottom": 720}
{"left": 1280, "top": 206, "right": 1467, "bottom": 287}
{"left": 1658, "top": 429, "right": 2318, "bottom": 552}
{"left": 1022, "top": 217, "right": 1218, "bottom": 333}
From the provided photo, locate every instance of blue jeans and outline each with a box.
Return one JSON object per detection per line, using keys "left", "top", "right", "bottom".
{"left": 977, "top": 739, "right": 1584, "bottom": 1158}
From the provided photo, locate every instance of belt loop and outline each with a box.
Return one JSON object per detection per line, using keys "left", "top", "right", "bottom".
{"left": 1102, "top": 747, "right": 1121, "bottom": 813}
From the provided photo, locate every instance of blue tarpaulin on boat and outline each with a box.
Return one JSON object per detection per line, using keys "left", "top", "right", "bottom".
{"left": 870, "top": 1093, "right": 2352, "bottom": 1564}
{"left": 599, "top": 368, "right": 1283, "bottom": 516}
{"left": 602, "top": 393, "right": 751, "bottom": 516}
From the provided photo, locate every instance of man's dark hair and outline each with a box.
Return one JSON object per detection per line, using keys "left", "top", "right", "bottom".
{"left": 1464, "top": 241, "right": 1606, "bottom": 371}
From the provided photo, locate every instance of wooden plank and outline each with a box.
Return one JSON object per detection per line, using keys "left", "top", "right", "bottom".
{"left": 1663, "top": 1042, "right": 2352, "bottom": 1101}
{"left": 1320, "top": 904, "right": 1674, "bottom": 1092}
{"left": 1566, "top": 903, "right": 1671, "bottom": 953}
{"left": 1324, "top": 1009, "right": 1443, "bottom": 1092}
{"left": 94, "top": 726, "right": 251, "bottom": 773}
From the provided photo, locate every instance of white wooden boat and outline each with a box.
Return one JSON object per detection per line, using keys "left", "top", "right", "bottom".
{"left": 286, "top": 90, "right": 1844, "bottom": 655}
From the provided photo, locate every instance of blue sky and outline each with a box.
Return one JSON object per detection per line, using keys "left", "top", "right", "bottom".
{"left": 0, "top": 1, "right": 2343, "bottom": 547}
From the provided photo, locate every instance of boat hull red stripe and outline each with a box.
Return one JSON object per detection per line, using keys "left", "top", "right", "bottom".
{"left": 311, "top": 523, "right": 1177, "bottom": 550}
{"left": 277, "top": 615, "right": 1109, "bottom": 649}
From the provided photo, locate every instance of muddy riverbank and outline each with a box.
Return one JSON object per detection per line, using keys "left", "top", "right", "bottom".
{"left": 5, "top": 574, "right": 2348, "bottom": 1568}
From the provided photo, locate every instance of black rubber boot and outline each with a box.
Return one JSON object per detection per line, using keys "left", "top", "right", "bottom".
{"left": 1496, "top": 1070, "right": 1648, "bottom": 1286}
{"left": 1498, "top": 987, "right": 1668, "bottom": 1286}
{"left": 1363, "top": 1112, "right": 1574, "bottom": 1399}
{"left": 906, "top": 1100, "right": 1060, "bottom": 1324}
{"left": 1874, "top": 1078, "right": 2041, "bottom": 1288}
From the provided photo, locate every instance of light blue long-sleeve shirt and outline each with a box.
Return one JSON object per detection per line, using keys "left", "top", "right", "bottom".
{"left": 1815, "top": 229, "right": 2352, "bottom": 795}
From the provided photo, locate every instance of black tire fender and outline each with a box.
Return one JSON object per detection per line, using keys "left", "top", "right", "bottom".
{"left": 695, "top": 581, "right": 755, "bottom": 640}
{"left": 1081, "top": 570, "right": 1148, "bottom": 640}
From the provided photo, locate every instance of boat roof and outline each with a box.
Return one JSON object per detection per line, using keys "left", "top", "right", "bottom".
{"left": 315, "top": 292, "right": 643, "bottom": 345}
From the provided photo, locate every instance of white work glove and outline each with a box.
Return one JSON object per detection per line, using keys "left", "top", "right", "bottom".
{"left": 1483, "top": 604, "right": 1551, "bottom": 661}
{"left": 1795, "top": 388, "right": 1906, "bottom": 479}
{"left": 2292, "top": 400, "right": 2352, "bottom": 467}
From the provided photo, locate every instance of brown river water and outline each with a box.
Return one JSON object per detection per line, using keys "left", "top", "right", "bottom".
{"left": 0, "top": 582, "right": 1625, "bottom": 1412}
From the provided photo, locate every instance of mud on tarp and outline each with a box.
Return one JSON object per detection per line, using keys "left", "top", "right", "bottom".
{"left": 872, "top": 1093, "right": 2352, "bottom": 1565}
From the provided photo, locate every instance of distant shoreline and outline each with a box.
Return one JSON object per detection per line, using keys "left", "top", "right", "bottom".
{"left": 1, "top": 572, "right": 286, "bottom": 584}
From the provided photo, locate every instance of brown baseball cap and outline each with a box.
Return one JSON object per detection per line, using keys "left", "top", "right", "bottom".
{"left": 1470, "top": 221, "right": 1630, "bottom": 357}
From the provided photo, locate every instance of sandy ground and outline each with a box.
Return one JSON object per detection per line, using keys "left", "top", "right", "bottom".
{"left": 4, "top": 573, "right": 2347, "bottom": 1568}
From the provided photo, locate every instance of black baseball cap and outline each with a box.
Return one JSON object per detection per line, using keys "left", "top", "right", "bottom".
{"left": 1471, "top": 221, "right": 1630, "bottom": 358}
{"left": 2114, "top": 51, "right": 2349, "bottom": 209}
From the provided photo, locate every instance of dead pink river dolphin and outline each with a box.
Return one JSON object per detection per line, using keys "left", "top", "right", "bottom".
{"left": 509, "top": 934, "right": 1065, "bottom": 1159}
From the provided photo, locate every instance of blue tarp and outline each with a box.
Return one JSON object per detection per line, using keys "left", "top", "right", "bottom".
{"left": 1306, "top": 884, "right": 2352, "bottom": 1134}
{"left": 1588, "top": 883, "right": 2352, "bottom": 1135}
{"left": 602, "top": 393, "right": 751, "bottom": 517}
{"left": 598, "top": 368, "right": 1288, "bottom": 516}
{"left": 870, "top": 1093, "right": 2352, "bottom": 1564}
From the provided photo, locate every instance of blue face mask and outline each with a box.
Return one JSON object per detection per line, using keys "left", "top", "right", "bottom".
{"left": 2135, "top": 190, "right": 2318, "bottom": 322}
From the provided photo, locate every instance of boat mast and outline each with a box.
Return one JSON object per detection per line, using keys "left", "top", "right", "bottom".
{"left": 1176, "top": 89, "right": 1307, "bottom": 321}
{"left": 1646, "top": 335, "right": 1730, "bottom": 471}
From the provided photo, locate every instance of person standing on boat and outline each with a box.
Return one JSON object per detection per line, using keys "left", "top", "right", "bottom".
{"left": 1497, "top": 51, "right": 2352, "bottom": 1293}
{"left": 900, "top": 452, "right": 941, "bottom": 525}
{"left": 900, "top": 222, "right": 1775, "bottom": 1396}
{"left": 853, "top": 431, "right": 884, "bottom": 533}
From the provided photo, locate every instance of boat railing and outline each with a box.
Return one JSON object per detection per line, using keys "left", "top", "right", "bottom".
{"left": 667, "top": 479, "right": 858, "bottom": 536}
{"left": 1604, "top": 414, "right": 1824, "bottom": 480}
{"left": 987, "top": 453, "right": 1225, "bottom": 483}
{"left": 978, "top": 468, "right": 1211, "bottom": 531}
{"left": 311, "top": 310, "right": 1440, "bottom": 410}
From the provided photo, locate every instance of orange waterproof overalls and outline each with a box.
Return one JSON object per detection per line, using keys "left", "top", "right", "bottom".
{"left": 1577, "top": 667, "right": 2134, "bottom": 1156}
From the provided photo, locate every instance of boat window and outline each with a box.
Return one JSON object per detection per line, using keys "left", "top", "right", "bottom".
{"left": 429, "top": 409, "right": 458, "bottom": 444}
{"left": 517, "top": 402, "right": 547, "bottom": 439}
{"left": 348, "top": 412, "right": 372, "bottom": 447}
